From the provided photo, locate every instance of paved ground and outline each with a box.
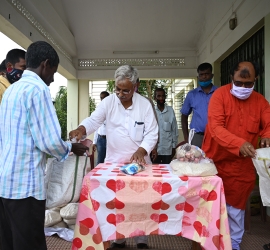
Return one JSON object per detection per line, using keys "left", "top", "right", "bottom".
{"left": 46, "top": 214, "right": 270, "bottom": 250}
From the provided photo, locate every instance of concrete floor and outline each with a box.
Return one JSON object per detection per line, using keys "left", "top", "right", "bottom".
{"left": 46, "top": 214, "right": 270, "bottom": 250}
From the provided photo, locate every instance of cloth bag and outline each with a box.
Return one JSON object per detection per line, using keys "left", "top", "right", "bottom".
{"left": 45, "top": 155, "right": 88, "bottom": 209}
{"left": 252, "top": 148, "right": 270, "bottom": 206}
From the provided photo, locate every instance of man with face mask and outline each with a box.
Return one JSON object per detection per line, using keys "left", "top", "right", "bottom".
{"left": 0, "top": 49, "right": 26, "bottom": 103}
{"left": 202, "top": 61, "right": 270, "bottom": 250}
{"left": 181, "top": 62, "right": 217, "bottom": 148}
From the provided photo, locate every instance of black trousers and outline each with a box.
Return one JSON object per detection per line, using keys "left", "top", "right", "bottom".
{"left": 0, "top": 197, "right": 47, "bottom": 250}
{"left": 191, "top": 133, "right": 204, "bottom": 148}
{"left": 153, "top": 155, "right": 172, "bottom": 164}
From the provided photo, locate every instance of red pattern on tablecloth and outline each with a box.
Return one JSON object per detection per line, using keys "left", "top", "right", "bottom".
{"left": 72, "top": 164, "right": 231, "bottom": 250}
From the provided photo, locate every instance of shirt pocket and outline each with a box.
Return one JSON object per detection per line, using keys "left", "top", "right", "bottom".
{"left": 247, "top": 115, "right": 259, "bottom": 133}
{"left": 162, "top": 121, "right": 172, "bottom": 132}
{"left": 130, "top": 122, "right": 144, "bottom": 141}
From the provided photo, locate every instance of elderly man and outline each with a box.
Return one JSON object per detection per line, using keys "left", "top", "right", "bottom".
{"left": 202, "top": 61, "right": 270, "bottom": 250}
{"left": 69, "top": 65, "right": 158, "bottom": 249}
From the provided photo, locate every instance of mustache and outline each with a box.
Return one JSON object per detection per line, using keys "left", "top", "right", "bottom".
{"left": 117, "top": 96, "right": 126, "bottom": 99}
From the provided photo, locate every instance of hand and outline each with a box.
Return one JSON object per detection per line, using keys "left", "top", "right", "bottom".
{"left": 151, "top": 148, "right": 158, "bottom": 161}
{"left": 171, "top": 148, "right": 176, "bottom": 159}
{"left": 260, "top": 138, "right": 270, "bottom": 148}
{"left": 92, "top": 144, "right": 97, "bottom": 153}
{"left": 239, "top": 142, "right": 256, "bottom": 158}
{"left": 130, "top": 147, "right": 147, "bottom": 165}
{"left": 69, "top": 126, "right": 86, "bottom": 142}
{"left": 71, "top": 143, "right": 89, "bottom": 156}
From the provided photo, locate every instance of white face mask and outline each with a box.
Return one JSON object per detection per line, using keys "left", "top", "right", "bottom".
{"left": 230, "top": 82, "right": 254, "bottom": 100}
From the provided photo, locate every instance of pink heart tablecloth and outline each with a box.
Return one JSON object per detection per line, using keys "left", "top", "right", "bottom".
{"left": 72, "top": 163, "right": 231, "bottom": 250}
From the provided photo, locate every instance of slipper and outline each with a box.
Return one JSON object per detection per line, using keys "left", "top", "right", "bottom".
{"left": 263, "top": 243, "right": 270, "bottom": 250}
{"left": 107, "top": 242, "right": 126, "bottom": 249}
{"left": 137, "top": 243, "right": 149, "bottom": 249}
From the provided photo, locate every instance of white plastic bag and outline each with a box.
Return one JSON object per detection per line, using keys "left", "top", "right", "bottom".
{"left": 170, "top": 159, "right": 217, "bottom": 177}
{"left": 44, "top": 227, "right": 74, "bottom": 242}
{"left": 176, "top": 129, "right": 205, "bottom": 163}
{"left": 252, "top": 148, "right": 270, "bottom": 206}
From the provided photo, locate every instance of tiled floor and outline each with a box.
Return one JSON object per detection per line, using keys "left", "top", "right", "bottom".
{"left": 46, "top": 214, "right": 270, "bottom": 250}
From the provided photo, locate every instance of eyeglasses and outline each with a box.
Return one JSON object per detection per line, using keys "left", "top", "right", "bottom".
{"left": 233, "top": 80, "right": 255, "bottom": 88}
{"left": 114, "top": 88, "right": 133, "bottom": 95}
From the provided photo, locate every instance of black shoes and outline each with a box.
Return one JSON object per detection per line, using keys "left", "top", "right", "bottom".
{"left": 107, "top": 242, "right": 149, "bottom": 249}
{"left": 137, "top": 243, "right": 149, "bottom": 249}
{"left": 107, "top": 242, "right": 126, "bottom": 249}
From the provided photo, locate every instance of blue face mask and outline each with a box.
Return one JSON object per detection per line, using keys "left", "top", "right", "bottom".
{"left": 199, "top": 79, "right": 212, "bottom": 87}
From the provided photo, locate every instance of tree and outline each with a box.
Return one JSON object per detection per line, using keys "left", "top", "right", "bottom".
{"left": 89, "top": 96, "right": 96, "bottom": 114}
{"left": 107, "top": 79, "right": 169, "bottom": 99}
{"left": 54, "top": 86, "right": 67, "bottom": 140}
{"left": 54, "top": 86, "right": 96, "bottom": 140}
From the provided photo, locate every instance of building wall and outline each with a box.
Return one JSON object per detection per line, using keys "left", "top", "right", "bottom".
{"left": 197, "top": 0, "right": 270, "bottom": 64}
{"left": 197, "top": 0, "right": 270, "bottom": 213}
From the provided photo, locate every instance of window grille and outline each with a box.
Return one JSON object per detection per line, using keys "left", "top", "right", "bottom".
{"left": 220, "top": 27, "right": 264, "bottom": 95}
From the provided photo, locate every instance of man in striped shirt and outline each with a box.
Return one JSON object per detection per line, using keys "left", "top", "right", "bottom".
{"left": 0, "top": 41, "right": 88, "bottom": 250}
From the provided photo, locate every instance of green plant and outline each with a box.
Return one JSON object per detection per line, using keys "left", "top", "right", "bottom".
{"left": 54, "top": 86, "right": 96, "bottom": 141}
{"left": 89, "top": 96, "right": 96, "bottom": 115}
{"left": 54, "top": 86, "right": 67, "bottom": 140}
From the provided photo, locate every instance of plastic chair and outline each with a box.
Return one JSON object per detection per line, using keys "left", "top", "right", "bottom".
{"left": 80, "top": 139, "right": 95, "bottom": 171}
{"left": 244, "top": 185, "right": 267, "bottom": 233}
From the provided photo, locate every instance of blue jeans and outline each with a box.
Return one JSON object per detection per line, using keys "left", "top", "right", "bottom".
{"left": 96, "top": 135, "right": 107, "bottom": 165}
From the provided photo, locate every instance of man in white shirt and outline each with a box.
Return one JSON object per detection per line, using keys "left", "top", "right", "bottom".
{"left": 153, "top": 87, "right": 178, "bottom": 164}
{"left": 92, "top": 91, "right": 110, "bottom": 165}
{"left": 69, "top": 65, "right": 158, "bottom": 249}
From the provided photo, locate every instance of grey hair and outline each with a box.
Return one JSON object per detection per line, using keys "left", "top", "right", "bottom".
{"left": 114, "top": 65, "right": 139, "bottom": 85}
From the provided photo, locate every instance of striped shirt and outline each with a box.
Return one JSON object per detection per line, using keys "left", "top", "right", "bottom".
{"left": 0, "top": 70, "right": 71, "bottom": 200}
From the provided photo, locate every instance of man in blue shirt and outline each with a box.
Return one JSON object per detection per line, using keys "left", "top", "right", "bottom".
{"left": 180, "top": 62, "right": 217, "bottom": 148}
{"left": 0, "top": 41, "right": 88, "bottom": 250}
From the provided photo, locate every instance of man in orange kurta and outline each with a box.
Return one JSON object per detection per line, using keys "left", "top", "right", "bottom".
{"left": 202, "top": 61, "right": 270, "bottom": 250}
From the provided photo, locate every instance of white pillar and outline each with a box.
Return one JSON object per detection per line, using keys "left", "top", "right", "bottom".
{"left": 78, "top": 80, "right": 90, "bottom": 123}
{"left": 264, "top": 13, "right": 270, "bottom": 217}
{"left": 67, "top": 79, "right": 79, "bottom": 133}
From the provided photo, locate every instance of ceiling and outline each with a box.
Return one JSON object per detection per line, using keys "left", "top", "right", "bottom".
{"left": 1, "top": 0, "right": 241, "bottom": 79}
{"left": 49, "top": 0, "right": 207, "bottom": 59}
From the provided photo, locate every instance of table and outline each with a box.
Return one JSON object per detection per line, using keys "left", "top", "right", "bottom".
{"left": 72, "top": 163, "right": 232, "bottom": 250}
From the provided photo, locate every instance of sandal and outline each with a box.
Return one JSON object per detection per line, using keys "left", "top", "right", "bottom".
{"left": 263, "top": 243, "right": 270, "bottom": 250}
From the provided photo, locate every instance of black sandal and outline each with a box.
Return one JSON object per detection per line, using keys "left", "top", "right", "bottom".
{"left": 107, "top": 242, "right": 126, "bottom": 249}
{"left": 137, "top": 243, "right": 149, "bottom": 249}
{"left": 263, "top": 243, "right": 270, "bottom": 250}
